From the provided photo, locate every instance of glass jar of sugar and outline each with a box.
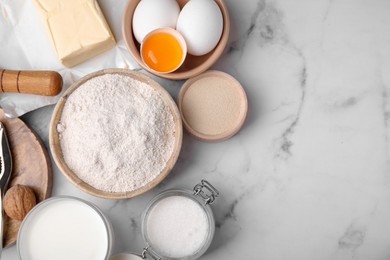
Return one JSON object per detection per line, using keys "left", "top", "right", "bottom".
{"left": 17, "top": 196, "right": 113, "bottom": 260}
{"left": 110, "top": 180, "right": 219, "bottom": 260}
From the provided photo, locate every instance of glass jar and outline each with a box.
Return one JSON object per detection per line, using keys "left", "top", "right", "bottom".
{"left": 110, "top": 180, "right": 219, "bottom": 260}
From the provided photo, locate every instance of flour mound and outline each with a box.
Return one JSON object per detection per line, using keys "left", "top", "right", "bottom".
{"left": 58, "top": 74, "right": 175, "bottom": 193}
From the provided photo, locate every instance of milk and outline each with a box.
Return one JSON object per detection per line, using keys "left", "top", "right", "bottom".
{"left": 18, "top": 197, "right": 110, "bottom": 260}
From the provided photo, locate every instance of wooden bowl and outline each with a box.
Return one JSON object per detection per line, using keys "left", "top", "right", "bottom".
{"left": 122, "top": 0, "right": 230, "bottom": 80}
{"left": 49, "top": 69, "right": 183, "bottom": 199}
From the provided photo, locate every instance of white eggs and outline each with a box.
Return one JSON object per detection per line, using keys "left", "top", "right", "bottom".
{"left": 177, "top": 0, "right": 223, "bottom": 56}
{"left": 132, "top": 0, "right": 180, "bottom": 44}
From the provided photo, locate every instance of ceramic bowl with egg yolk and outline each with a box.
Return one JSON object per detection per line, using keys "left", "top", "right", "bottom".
{"left": 122, "top": 0, "right": 230, "bottom": 80}
{"left": 140, "top": 28, "right": 187, "bottom": 74}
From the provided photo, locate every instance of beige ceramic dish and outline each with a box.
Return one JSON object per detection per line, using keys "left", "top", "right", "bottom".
{"left": 177, "top": 70, "right": 248, "bottom": 142}
{"left": 122, "top": 0, "right": 230, "bottom": 80}
{"left": 49, "top": 69, "right": 183, "bottom": 199}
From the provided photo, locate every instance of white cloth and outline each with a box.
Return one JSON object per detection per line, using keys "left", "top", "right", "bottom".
{"left": 0, "top": 0, "right": 138, "bottom": 117}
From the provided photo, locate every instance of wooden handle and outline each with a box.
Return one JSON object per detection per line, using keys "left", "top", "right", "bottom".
{"left": 0, "top": 70, "right": 63, "bottom": 96}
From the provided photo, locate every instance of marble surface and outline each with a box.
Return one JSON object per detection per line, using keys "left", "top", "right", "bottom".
{"left": 2, "top": 0, "right": 390, "bottom": 259}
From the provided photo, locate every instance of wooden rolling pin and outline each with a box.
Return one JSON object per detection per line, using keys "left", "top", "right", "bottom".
{"left": 0, "top": 69, "right": 62, "bottom": 96}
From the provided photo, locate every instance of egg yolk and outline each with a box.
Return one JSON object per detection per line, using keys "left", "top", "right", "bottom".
{"left": 141, "top": 32, "right": 184, "bottom": 73}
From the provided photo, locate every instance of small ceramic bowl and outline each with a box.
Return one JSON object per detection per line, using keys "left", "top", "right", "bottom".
{"left": 122, "top": 0, "right": 230, "bottom": 80}
{"left": 140, "top": 27, "right": 187, "bottom": 74}
{"left": 177, "top": 70, "right": 248, "bottom": 142}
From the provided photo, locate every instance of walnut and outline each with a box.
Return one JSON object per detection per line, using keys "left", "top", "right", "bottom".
{"left": 3, "top": 184, "right": 37, "bottom": 221}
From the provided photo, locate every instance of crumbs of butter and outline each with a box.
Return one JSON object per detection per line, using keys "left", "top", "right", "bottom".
{"left": 33, "top": 0, "right": 116, "bottom": 67}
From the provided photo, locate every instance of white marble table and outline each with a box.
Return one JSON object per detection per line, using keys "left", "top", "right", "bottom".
{"left": 2, "top": 0, "right": 390, "bottom": 259}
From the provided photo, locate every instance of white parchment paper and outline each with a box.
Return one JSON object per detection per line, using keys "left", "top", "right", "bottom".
{"left": 0, "top": 0, "right": 139, "bottom": 118}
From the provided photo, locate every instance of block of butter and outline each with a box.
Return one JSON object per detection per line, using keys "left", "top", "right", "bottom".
{"left": 33, "top": 0, "right": 116, "bottom": 67}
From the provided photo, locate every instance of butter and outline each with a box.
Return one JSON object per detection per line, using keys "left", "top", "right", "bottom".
{"left": 33, "top": 0, "right": 116, "bottom": 67}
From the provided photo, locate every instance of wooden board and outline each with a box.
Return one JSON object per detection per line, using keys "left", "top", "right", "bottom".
{"left": 0, "top": 109, "right": 52, "bottom": 247}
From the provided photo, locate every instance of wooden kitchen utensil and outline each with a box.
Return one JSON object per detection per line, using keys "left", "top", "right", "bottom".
{"left": 0, "top": 109, "right": 52, "bottom": 247}
{"left": 0, "top": 69, "right": 62, "bottom": 96}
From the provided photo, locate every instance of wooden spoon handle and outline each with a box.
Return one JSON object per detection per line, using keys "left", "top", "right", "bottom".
{"left": 0, "top": 70, "right": 63, "bottom": 96}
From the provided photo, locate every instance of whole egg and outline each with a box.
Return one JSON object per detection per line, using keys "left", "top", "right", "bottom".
{"left": 176, "top": 0, "right": 223, "bottom": 56}
{"left": 132, "top": 0, "right": 180, "bottom": 44}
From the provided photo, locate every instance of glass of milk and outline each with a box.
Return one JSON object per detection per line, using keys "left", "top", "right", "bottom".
{"left": 17, "top": 196, "right": 113, "bottom": 260}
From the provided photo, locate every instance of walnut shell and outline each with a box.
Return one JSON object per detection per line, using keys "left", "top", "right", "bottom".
{"left": 4, "top": 184, "right": 37, "bottom": 221}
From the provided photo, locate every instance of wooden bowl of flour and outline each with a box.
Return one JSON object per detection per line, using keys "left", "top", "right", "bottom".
{"left": 49, "top": 69, "right": 182, "bottom": 199}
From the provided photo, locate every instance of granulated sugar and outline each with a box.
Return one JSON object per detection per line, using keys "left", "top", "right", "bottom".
{"left": 57, "top": 74, "right": 175, "bottom": 193}
{"left": 145, "top": 196, "right": 209, "bottom": 258}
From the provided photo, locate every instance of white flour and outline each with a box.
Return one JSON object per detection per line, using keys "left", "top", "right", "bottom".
{"left": 57, "top": 74, "right": 175, "bottom": 193}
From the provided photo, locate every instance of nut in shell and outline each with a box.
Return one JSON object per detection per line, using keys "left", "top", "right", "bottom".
{"left": 4, "top": 184, "right": 37, "bottom": 221}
